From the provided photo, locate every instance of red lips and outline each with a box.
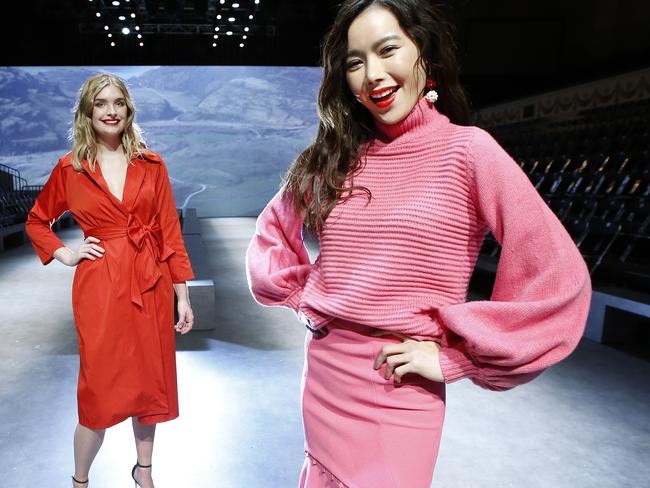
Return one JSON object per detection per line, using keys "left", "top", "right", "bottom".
{"left": 369, "top": 85, "right": 400, "bottom": 108}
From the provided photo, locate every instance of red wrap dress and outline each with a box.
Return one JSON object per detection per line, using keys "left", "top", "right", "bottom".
{"left": 26, "top": 151, "right": 194, "bottom": 429}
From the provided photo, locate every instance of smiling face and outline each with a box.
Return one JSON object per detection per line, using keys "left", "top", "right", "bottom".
{"left": 91, "top": 83, "right": 128, "bottom": 143}
{"left": 345, "top": 6, "right": 426, "bottom": 125}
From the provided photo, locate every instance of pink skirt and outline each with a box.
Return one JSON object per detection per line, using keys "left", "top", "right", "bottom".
{"left": 299, "top": 321, "right": 446, "bottom": 488}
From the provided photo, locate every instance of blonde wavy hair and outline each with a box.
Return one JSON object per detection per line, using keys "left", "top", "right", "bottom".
{"left": 70, "top": 73, "right": 151, "bottom": 172}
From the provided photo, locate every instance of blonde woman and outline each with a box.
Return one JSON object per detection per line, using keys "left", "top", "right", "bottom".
{"left": 26, "top": 73, "right": 194, "bottom": 488}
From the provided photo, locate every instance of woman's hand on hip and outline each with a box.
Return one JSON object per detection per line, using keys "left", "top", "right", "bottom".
{"left": 54, "top": 236, "right": 104, "bottom": 267}
{"left": 374, "top": 337, "right": 444, "bottom": 383}
{"left": 175, "top": 299, "right": 194, "bottom": 334}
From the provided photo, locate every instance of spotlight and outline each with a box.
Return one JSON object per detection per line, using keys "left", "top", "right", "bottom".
{"left": 233, "top": 2, "right": 240, "bottom": 6}
{"left": 139, "top": 42, "right": 144, "bottom": 46}
{"left": 131, "top": 13, "right": 136, "bottom": 18}
{"left": 96, "top": 12, "right": 101, "bottom": 17}
{"left": 104, "top": 25, "right": 109, "bottom": 30}
{"left": 135, "top": 25, "right": 140, "bottom": 31}
{"left": 122, "top": 27, "right": 130, "bottom": 34}
{"left": 137, "top": 33, "right": 142, "bottom": 38}
{"left": 249, "top": 14, "right": 253, "bottom": 19}
{"left": 220, "top": 0, "right": 225, "bottom": 3}
{"left": 244, "top": 27, "right": 249, "bottom": 32}
{"left": 112, "top": 1, "right": 120, "bottom": 5}
{"left": 254, "top": 0, "right": 259, "bottom": 4}
{"left": 214, "top": 26, "right": 220, "bottom": 31}
{"left": 213, "top": 34, "right": 219, "bottom": 39}
{"left": 118, "top": 15, "right": 126, "bottom": 20}
{"left": 212, "top": 42, "right": 217, "bottom": 47}
{"left": 216, "top": 14, "right": 221, "bottom": 19}
{"left": 108, "top": 33, "right": 113, "bottom": 37}
{"left": 111, "top": 41, "right": 116, "bottom": 46}
{"left": 239, "top": 43, "right": 244, "bottom": 47}
{"left": 228, "top": 17, "right": 235, "bottom": 22}
{"left": 226, "top": 31, "right": 233, "bottom": 35}
{"left": 242, "top": 35, "right": 247, "bottom": 39}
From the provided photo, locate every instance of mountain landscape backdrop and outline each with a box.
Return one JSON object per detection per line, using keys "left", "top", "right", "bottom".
{"left": 0, "top": 66, "right": 322, "bottom": 216}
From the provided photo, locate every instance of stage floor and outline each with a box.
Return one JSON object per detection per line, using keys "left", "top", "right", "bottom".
{"left": 0, "top": 218, "right": 648, "bottom": 487}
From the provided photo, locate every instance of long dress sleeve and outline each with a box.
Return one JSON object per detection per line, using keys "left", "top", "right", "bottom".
{"left": 154, "top": 158, "right": 194, "bottom": 283}
{"left": 25, "top": 161, "right": 69, "bottom": 265}
{"left": 437, "top": 128, "right": 592, "bottom": 391}
{"left": 246, "top": 189, "right": 313, "bottom": 311}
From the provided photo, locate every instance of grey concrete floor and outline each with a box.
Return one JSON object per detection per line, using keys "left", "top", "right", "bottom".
{"left": 0, "top": 218, "right": 648, "bottom": 488}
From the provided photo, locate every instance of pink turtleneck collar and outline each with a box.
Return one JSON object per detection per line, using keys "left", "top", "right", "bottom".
{"left": 374, "top": 96, "right": 449, "bottom": 142}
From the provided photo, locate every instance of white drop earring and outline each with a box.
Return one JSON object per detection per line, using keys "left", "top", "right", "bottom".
{"left": 425, "top": 89, "right": 439, "bottom": 104}
{"left": 425, "top": 79, "right": 438, "bottom": 104}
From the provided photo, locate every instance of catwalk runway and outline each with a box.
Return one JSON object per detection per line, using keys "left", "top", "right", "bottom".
{"left": 0, "top": 218, "right": 648, "bottom": 487}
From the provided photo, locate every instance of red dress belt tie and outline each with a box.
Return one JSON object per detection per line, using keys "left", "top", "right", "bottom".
{"left": 85, "top": 214, "right": 175, "bottom": 307}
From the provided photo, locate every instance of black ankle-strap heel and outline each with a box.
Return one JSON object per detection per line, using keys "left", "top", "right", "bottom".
{"left": 71, "top": 475, "right": 88, "bottom": 485}
{"left": 131, "top": 462, "right": 152, "bottom": 488}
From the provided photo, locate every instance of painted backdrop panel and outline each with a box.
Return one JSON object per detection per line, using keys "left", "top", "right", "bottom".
{"left": 0, "top": 66, "right": 321, "bottom": 217}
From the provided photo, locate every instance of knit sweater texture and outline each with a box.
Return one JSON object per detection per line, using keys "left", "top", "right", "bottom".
{"left": 246, "top": 97, "right": 592, "bottom": 391}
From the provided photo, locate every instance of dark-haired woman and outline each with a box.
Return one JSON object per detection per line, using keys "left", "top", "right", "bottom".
{"left": 247, "top": 1, "right": 591, "bottom": 486}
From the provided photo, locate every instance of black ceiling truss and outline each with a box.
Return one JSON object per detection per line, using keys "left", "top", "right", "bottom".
{"left": 79, "top": 0, "right": 268, "bottom": 50}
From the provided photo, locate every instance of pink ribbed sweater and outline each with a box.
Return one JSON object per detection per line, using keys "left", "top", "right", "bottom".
{"left": 247, "top": 97, "right": 591, "bottom": 391}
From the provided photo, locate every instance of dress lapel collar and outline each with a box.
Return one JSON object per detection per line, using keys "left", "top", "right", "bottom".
{"left": 81, "top": 151, "right": 155, "bottom": 214}
{"left": 121, "top": 157, "right": 146, "bottom": 211}
{"left": 81, "top": 158, "right": 129, "bottom": 215}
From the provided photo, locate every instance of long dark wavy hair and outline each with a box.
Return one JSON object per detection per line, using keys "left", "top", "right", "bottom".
{"left": 283, "top": 0, "right": 471, "bottom": 233}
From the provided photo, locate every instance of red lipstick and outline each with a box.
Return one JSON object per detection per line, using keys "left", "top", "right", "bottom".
{"left": 369, "top": 85, "right": 400, "bottom": 109}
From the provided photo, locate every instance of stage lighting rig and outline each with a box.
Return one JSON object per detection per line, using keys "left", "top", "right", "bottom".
{"left": 209, "top": 0, "right": 262, "bottom": 49}
{"left": 83, "top": 0, "right": 143, "bottom": 48}
{"left": 80, "top": 0, "right": 266, "bottom": 51}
